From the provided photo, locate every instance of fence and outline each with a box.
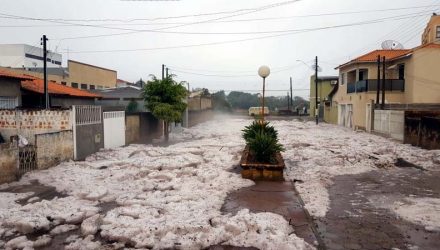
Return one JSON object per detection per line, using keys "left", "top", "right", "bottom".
{"left": 0, "top": 141, "right": 18, "bottom": 184}
{"left": 103, "top": 111, "right": 125, "bottom": 149}
{"left": 373, "top": 110, "right": 405, "bottom": 141}
{"left": 0, "top": 109, "right": 72, "bottom": 145}
{"left": 404, "top": 111, "right": 440, "bottom": 150}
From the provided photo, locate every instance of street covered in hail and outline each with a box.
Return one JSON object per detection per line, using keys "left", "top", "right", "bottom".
{"left": 1, "top": 117, "right": 439, "bottom": 250}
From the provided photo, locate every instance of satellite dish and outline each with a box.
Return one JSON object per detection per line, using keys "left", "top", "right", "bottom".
{"left": 381, "top": 40, "right": 404, "bottom": 50}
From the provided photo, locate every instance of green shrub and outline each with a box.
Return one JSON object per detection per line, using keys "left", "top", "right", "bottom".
{"left": 242, "top": 120, "right": 278, "bottom": 143}
{"left": 248, "top": 131, "right": 285, "bottom": 163}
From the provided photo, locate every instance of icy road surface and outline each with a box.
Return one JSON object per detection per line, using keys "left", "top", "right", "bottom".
{"left": 1, "top": 117, "right": 439, "bottom": 249}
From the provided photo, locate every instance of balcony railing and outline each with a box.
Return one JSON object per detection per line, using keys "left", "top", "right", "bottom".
{"left": 347, "top": 79, "right": 405, "bottom": 94}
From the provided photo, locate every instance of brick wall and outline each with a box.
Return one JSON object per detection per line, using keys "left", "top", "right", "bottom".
{"left": 0, "top": 142, "right": 18, "bottom": 184}
{"left": 0, "top": 109, "right": 72, "bottom": 144}
{"left": 35, "top": 131, "right": 74, "bottom": 170}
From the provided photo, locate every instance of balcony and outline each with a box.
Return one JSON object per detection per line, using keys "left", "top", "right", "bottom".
{"left": 347, "top": 79, "right": 405, "bottom": 94}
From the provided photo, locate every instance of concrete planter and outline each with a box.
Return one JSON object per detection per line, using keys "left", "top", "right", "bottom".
{"left": 239, "top": 146, "right": 285, "bottom": 181}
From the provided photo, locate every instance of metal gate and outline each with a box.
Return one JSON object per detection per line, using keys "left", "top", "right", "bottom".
{"left": 103, "top": 111, "right": 126, "bottom": 149}
{"left": 72, "top": 105, "right": 103, "bottom": 160}
{"left": 18, "top": 144, "right": 37, "bottom": 177}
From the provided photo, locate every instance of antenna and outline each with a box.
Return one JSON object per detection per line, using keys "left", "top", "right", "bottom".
{"left": 381, "top": 40, "right": 404, "bottom": 50}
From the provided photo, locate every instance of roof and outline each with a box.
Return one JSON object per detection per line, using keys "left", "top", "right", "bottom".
{"left": 21, "top": 79, "right": 100, "bottom": 98}
{"left": 336, "top": 49, "right": 412, "bottom": 69}
{"left": 91, "top": 86, "right": 142, "bottom": 99}
{"left": 317, "top": 76, "right": 339, "bottom": 81}
{"left": 68, "top": 60, "right": 117, "bottom": 73}
{"left": 0, "top": 70, "right": 35, "bottom": 81}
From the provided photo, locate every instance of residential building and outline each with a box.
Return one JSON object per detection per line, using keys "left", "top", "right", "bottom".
{"left": 0, "top": 58, "right": 117, "bottom": 90}
{"left": 309, "top": 76, "right": 339, "bottom": 124}
{"left": 0, "top": 70, "right": 33, "bottom": 109}
{"left": 421, "top": 13, "right": 440, "bottom": 45}
{"left": 93, "top": 85, "right": 146, "bottom": 112}
{"left": 333, "top": 14, "right": 440, "bottom": 131}
{"left": 0, "top": 44, "right": 62, "bottom": 68}
{"left": 0, "top": 70, "right": 100, "bottom": 109}
{"left": 68, "top": 60, "right": 117, "bottom": 90}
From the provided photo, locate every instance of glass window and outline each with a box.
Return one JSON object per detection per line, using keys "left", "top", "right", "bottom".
{"left": 61, "top": 81, "right": 67, "bottom": 85}
{"left": 436, "top": 26, "right": 440, "bottom": 39}
{"left": 81, "top": 84, "right": 88, "bottom": 89}
{"left": 90, "top": 85, "right": 96, "bottom": 90}
{"left": 340, "top": 73, "right": 346, "bottom": 85}
{"left": 71, "top": 82, "right": 78, "bottom": 88}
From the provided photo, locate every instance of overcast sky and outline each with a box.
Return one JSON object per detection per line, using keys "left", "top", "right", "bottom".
{"left": 1, "top": 0, "right": 438, "bottom": 98}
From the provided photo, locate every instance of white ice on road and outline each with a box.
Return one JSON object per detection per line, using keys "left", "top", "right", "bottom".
{"left": 0, "top": 117, "right": 439, "bottom": 249}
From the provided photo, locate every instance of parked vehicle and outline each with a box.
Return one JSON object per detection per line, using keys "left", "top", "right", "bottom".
{"left": 248, "top": 107, "right": 269, "bottom": 116}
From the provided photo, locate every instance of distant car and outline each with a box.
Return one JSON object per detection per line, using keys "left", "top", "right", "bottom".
{"left": 249, "top": 107, "right": 269, "bottom": 116}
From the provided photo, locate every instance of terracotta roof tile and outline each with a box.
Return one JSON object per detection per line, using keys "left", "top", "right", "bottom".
{"left": 336, "top": 49, "right": 412, "bottom": 69}
{"left": 21, "top": 79, "right": 100, "bottom": 98}
{"left": 0, "top": 70, "right": 35, "bottom": 80}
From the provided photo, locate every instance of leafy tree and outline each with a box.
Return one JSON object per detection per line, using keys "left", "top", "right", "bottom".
{"left": 141, "top": 75, "right": 188, "bottom": 142}
{"left": 126, "top": 99, "right": 138, "bottom": 113}
{"left": 212, "top": 91, "right": 232, "bottom": 112}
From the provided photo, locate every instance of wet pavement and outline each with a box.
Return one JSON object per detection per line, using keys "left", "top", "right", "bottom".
{"left": 316, "top": 168, "right": 440, "bottom": 250}
{"left": 222, "top": 181, "right": 320, "bottom": 248}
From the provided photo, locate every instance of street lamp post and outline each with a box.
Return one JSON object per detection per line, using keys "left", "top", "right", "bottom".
{"left": 258, "top": 65, "right": 270, "bottom": 123}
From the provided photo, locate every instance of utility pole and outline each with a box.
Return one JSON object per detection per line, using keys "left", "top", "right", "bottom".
{"left": 162, "top": 64, "right": 165, "bottom": 80}
{"left": 287, "top": 92, "right": 290, "bottom": 110}
{"left": 41, "top": 35, "right": 49, "bottom": 109}
{"left": 315, "top": 56, "right": 319, "bottom": 125}
{"left": 166, "top": 67, "right": 169, "bottom": 78}
{"left": 376, "top": 55, "right": 381, "bottom": 106}
{"left": 290, "top": 77, "right": 293, "bottom": 111}
{"left": 381, "top": 56, "right": 386, "bottom": 110}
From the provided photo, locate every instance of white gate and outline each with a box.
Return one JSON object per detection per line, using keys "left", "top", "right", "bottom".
{"left": 103, "top": 111, "right": 126, "bottom": 149}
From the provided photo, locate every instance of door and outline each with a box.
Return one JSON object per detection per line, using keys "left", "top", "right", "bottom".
{"left": 103, "top": 111, "right": 126, "bottom": 149}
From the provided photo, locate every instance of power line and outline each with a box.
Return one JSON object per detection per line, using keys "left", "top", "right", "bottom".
{"left": 0, "top": 0, "right": 302, "bottom": 40}
{"left": 59, "top": 12, "right": 434, "bottom": 54}
{"left": 0, "top": 4, "right": 437, "bottom": 28}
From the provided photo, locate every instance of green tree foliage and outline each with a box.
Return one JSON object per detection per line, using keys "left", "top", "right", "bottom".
{"left": 212, "top": 91, "right": 232, "bottom": 112}
{"left": 141, "top": 75, "right": 188, "bottom": 142}
{"left": 226, "top": 91, "right": 310, "bottom": 111}
{"left": 126, "top": 99, "right": 138, "bottom": 113}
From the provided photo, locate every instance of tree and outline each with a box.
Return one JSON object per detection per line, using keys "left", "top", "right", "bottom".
{"left": 126, "top": 99, "right": 138, "bottom": 113}
{"left": 212, "top": 91, "right": 232, "bottom": 112}
{"left": 141, "top": 75, "right": 188, "bottom": 142}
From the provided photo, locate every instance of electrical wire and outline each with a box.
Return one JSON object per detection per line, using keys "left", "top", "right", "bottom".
{"left": 59, "top": 12, "right": 435, "bottom": 54}
{"left": 0, "top": 4, "right": 437, "bottom": 28}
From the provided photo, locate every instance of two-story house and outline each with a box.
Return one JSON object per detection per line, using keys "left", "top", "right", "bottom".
{"left": 333, "top": 14, "right": 440, "bottom": 131}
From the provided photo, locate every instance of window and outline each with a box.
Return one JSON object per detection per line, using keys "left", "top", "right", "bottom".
{"left": 436, "top": 26, "right": 440, "bottom": 39}
{"left": 398, "top": 64, "right": 405, "bottom": 80}
{"left": 0, "top": 97, "right": 18, "bottom": 109}
{"left": 61, "top": 81, "right": 67, "bottom": 85}
{"left": 89, "top": 85, "right": 96, "bottom": 90}
{"left": 81, "top": 84, "right": 88, "bottom": 89}
{"left": 71, "top": 82, "right": 78, "bottom": 88}
{"left": 340, "top": 73, "right": 346, "bottom": 85}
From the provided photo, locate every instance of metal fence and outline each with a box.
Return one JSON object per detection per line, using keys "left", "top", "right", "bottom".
{"left": 0, "top": 97, "right": 18, "bottom": 109}
{"left": 73, "top": 105, "right": 102, "bottom": 125}
{"left": 18, "top": 144, "right": 37, "bottom": 177}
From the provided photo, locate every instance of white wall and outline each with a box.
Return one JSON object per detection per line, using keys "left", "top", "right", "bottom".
{"left": 0, "top": 44, "right": 62, "bottom": 68}
{"left": 103, "top": 111, "right": 126, "bottom": 149}
{"left": 374, "top": 110, "right": 404, "bottom": 141}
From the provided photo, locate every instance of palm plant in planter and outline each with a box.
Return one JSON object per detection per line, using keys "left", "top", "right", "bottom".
{"left": 242, "top": 120, "right": 284, "bottom": 164}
